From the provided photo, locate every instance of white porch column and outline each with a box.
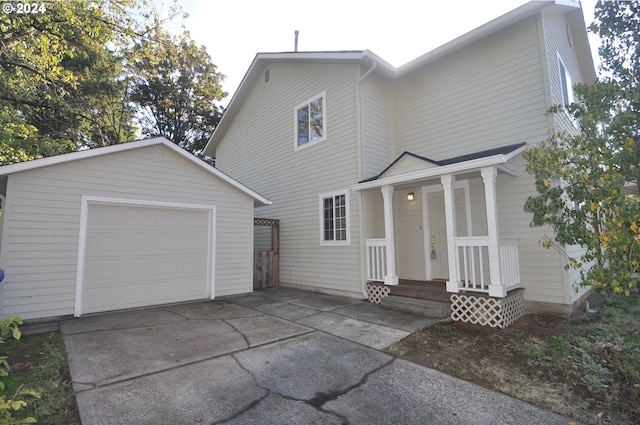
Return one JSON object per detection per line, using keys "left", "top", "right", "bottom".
{"left": 441, "top": 174, "right": 459, "bottom": 293}
{"left": 381, "top": 185, "right": 399, "bottom": 285}
{"left": 482, "top": 166, "right": 506, "bottom": 297}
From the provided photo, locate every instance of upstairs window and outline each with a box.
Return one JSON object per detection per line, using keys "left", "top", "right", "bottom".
{"left": 558, "top": 56, "right": 574, "bottom": 106}
{"left": 295, "top": 92, "right": 326, "bottom": 149}
{"left": 319, "top": 190, "right": 349, "bottom": 245}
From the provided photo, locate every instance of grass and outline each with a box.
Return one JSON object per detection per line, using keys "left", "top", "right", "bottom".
{"left": 1, "top": 331, "right": 80, "bottom": 424}
{"left": 390, "top": 292, "right": 640, "bottom": 425}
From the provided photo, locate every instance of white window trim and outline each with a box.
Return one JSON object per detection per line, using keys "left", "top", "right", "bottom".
{"left": 318, "top": 189, "right": 350, "bottom": 246}
{"left": 557, "top": 54, "right": 574, "bottom": 106}
{"left": 294, "top": 91, "right": 327, "bottom": 151}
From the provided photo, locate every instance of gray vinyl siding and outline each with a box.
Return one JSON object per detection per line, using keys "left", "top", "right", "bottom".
{"left": 363, "top": 190, "right": 384, "bottom": 239}
{"left": 542, "top": 11, "right": 591, "bottom": 302}
{"left": 381, "top": 156, "right": 438, "bottom": 179}
{"left": 361, "top": 75, "right": 393, "bottom": 179}
{"left": 0, "top": 145, "right": 254, "bottom": 320}
{"left": 468, "top": 177, "right": 488, "bottom": 236}
{"left": 391, "top": 16, "right": 549, "bottom": 161}
{"left": 495, "top": 156, "right": 569, "bottom": 304}
{"left": 544, "top": 11, "right": 588, "bottom": 133}
{"left": 216, "top": 62, "right": 363, "bottom": 295}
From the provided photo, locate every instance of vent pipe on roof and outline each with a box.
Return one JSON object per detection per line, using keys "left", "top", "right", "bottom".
{"left": 294, "top": 30, "right": 299, "bottom": 52}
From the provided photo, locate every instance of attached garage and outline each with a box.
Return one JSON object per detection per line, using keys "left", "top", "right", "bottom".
{"left": 0, "top": 138, "right": 270, "bottom": 320}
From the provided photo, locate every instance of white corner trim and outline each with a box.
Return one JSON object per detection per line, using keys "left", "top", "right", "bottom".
{"left": 74, "top": 197, "right": 90, "bottom": 317}
{"left": 74, "top": 196, "right": 217, "bottom": 317}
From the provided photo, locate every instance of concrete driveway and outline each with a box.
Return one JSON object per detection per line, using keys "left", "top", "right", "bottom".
{"left": 59, "top": 287, "right": 578, "bottom": 425}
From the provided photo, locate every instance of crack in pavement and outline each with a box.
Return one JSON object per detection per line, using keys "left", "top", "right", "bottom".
{"left": 306, "top": 357, "right": 395, "bottom": 408}
{"left": 218, "top": 354, "right": 349, "bottom": 425}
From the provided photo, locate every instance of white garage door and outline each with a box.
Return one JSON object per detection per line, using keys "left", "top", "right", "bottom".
{"left": 80, "top": 202, "right": 213, "bottom": 315}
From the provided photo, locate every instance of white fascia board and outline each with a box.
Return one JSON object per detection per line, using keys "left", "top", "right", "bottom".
{"left": 0, "top": 137, "right": 166, "bottom": 176}
{"left": 397, "top": 1, "right": 553, "bottom": 76}
{"left": 504, "top": 143, "right": 527, "bottom": 161}
{"left": 155, "top": 139, "right": 272, "bottom": 205}
{"left": 350, "top": 154, "right": 510, "bottom": 191}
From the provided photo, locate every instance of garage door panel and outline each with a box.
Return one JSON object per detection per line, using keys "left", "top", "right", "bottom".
{"left": 155, "top": 281, "right": 179, "bottom": 302}
{"left": 82, "top": 203, "right": 212, "bottom": 315}
{"left": 122, "top": 258, "right": 155, "bottom": 278}
{"left": 122, "top": 283, "right": 149, "bottom": 306}
{"left": 83, "top": 286, "right": 117, "bottom": 311}
{"left": 156, "top": 234, "right": 181, "bottom": 252}
{"left": 88, "top": 204, "right": 123, "bottom": 226}
{"left": 156, "top": 209, "right": 182, "bottom": 226}
{"left": 123, "top": 232, "right": 155, "bottom": 253}
{"left": 177, "top": 279, "right": 206, "bottom": 299}
{"left": 182, "top": 232, "right": 208, "bottom": 250}
{"left": 125, "top": 207, "right": 154, "bottom": 226}
{"left": 153, "top": 256, "right": 180, "bottom": 275}
{"left": 84, "top": 258, "right": 121, "bottom": 284}
{"left": 86, "top": 231, "right": 120, "bottom": 253}
{"left": 184, "top": 255, "right": 207, "bottom": 272}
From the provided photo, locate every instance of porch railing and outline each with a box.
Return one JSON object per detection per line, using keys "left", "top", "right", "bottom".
{"left": 366, "top": 236, "right": 521, "bottom": 295}
{"left": 454, "top": 236, "right": 520, "bottom": 293}
{"left": 365, "top": 238, "right": 386, "bottom": 282}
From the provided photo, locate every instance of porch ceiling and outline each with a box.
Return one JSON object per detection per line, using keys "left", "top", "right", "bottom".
{"left": 351, "top": 142, "right": 525, "bottom": 191}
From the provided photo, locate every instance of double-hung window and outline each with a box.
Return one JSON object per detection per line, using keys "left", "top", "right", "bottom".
{"left": 558, "top": 55, "right": 574, "bottom": 106}
{"left": 295, "top": 92, "right": 326, "bottom": 149}
{"left": 319, "top": 190, "right": 349, "bottom": 245}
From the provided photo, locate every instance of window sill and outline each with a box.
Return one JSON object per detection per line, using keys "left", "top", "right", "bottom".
{"left": 320, "top": 240, "right": 351, "bottom": 247}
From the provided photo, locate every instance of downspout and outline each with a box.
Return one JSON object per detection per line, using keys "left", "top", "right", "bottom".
{"left": 356, "top": 59, "right": 377, "bottom": 298}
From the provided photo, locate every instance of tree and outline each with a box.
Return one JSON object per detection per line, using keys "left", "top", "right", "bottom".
{"left": 0, "top": 0, "right": 147, "bottom": 161}
{"left": 524, "top": 0, "right": 640, "bottom": 295}
{"left": 128, "top": 23, "right": 226, "bottom": 158}
{"left": 0, "top": 106, "right": 75, "bottom": 165}
{"left": 1, "top": 1, "right": 223, "bottom": 163}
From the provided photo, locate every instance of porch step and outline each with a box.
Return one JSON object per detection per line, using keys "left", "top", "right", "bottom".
{"left": 391, "top": 280, "right": 450, "bottom": 302}
{"left": 380, "top": 295, "right": 451, "bottom": 319}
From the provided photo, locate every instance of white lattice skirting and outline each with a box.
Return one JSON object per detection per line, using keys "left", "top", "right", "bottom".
{"left": 366, "top": 283, "right": 390, "bottom": 304}
{"left": 451, "top": 289, "right": 525, "bottom": 328}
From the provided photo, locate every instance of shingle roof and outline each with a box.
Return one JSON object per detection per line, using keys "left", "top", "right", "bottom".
{"left": 360, "top": 142, "right": 527, "bottom": 183}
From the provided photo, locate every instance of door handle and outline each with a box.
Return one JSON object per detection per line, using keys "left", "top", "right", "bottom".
{"left": 430, "top": 235, "right": 437, "bottom": 259}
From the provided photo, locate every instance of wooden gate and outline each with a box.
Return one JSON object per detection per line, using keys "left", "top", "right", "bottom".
{"left": 253, "top": 218, "right": 280, "bottom": 289}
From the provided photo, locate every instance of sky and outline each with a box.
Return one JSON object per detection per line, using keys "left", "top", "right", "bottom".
{"left": 162, "top": 0, "right": 600, "bottom": 106}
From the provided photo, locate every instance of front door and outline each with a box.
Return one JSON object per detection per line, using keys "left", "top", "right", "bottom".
{"left": 424, "top": 186, "right": 469, "bottom": 280}
{"left": 428, "top": 192, "right": 449, "bottom": 279}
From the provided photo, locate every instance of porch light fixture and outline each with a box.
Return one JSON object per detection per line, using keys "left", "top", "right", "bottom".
{"left": 407, "top": 192, "right": 414, "bottom": 201}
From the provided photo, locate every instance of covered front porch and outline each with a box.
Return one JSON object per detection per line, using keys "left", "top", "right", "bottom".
{"left": 352, "top": 144, "right": 527, "bottom": 328}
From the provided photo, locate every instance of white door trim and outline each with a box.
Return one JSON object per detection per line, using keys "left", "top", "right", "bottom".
{"left": 421, "top": 180, "right": 471, "bottom": 280}
{"left": 74, "top": 196, "right": 216, "bottom": 317}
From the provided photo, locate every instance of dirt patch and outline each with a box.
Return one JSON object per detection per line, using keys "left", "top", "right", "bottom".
{"left": 389, "top": 300, "right": 640, "bottom": 425}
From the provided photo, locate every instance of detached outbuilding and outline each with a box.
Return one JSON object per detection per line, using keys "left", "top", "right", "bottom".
{"left": 0, "top": 137, "right": 270, "bottom": 321}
